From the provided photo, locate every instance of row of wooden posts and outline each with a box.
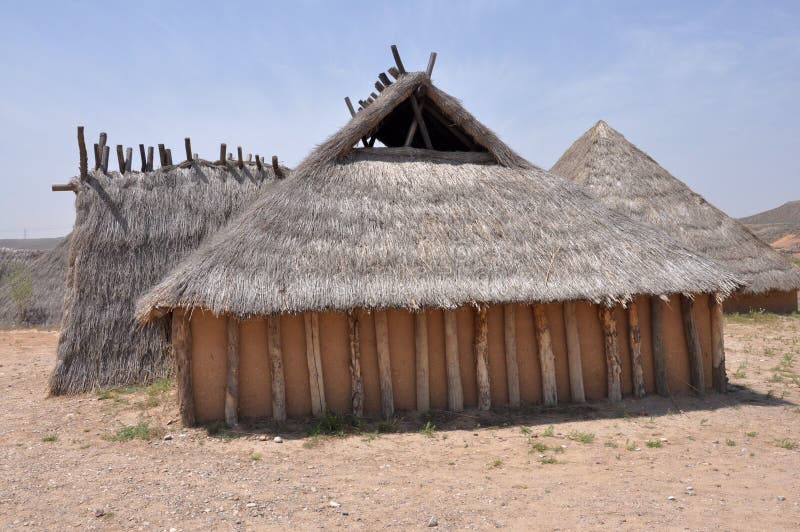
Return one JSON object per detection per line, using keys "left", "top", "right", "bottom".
{"left": 173, "top": 295, "right": 727, "bottom": 427}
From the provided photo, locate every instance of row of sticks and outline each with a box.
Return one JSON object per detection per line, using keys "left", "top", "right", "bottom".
{"left": 53, "top": 127, "right": 283, "bottom": 192}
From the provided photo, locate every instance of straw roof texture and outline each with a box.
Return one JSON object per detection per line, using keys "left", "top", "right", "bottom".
{"left": 551, "top": 121, "right": 800, "bottom": 295}
{"left": 50, "top": 160, "right": 281, "bottom": 395}
{"left": 0, "top": 236, "right": 69, "bottom": 328}
{"left": 137, "top": 74, "right": 739, "bottom": 321}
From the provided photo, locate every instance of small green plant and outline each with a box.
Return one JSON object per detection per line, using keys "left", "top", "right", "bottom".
{"left": 645, "top": 439, "right": 662, "bottom": 448}
{"left": 539, "top": 456, "right": 557, "bottom": 465}
{"left": 108, "top": 422, "right": 159, "bottom": 442}
{"left": 568, "top": 431, "right": 595, "bottom": 444}
{"left": 519, "top": 426, "right": 532, "bottom": 435}
{"left": 377, "top": 417, "right": 399, "bottom": 434}
{"left": 733, "top": 362, "right": 748, "bottom": 379}
{"left": 746, "top": 431, "right": 758, "bottom": 437}
{"left": 776, "top": 439, "right": 798, "bottom": 450}
{"left": 419, "top": 421, "right": 436, "bottom": 438}
{"left": 308, "top": 411, "right": 363, "bottom": 436}
{"left": 625, "top": 440, "right": 637, "bottom": 451}
{"left": 250, "top": 452, "right": 262, "bottom": 461}
{"left": 42, "top": 434, "right": 58, "bottom": 442}
{"left": 490, "top": 459, "right": 503, "bottom": 469}
{"left": 604, "top": 441, "right": 618, "bottom": 448}
{"left": 725, "top": 439, "right": 736, "bottom": 447}
{"left": 542, "top": 425, "right": 554, "bottom": 437}
{"left": 530, "top": 441, "right": 548, "bottom": 453}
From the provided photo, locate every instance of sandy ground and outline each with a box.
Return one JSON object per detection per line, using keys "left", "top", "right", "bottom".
{"left": 1, "top": 314, "right": 799, "bottom": 530}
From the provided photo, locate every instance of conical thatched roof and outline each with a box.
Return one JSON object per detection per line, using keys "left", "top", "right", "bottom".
{"left": 51, "top": 158, "right": 284, "bottom": 395}
{"left": 137, "top": 70, "right": 740, "bottom": 322}
{"left": 551, "top": 121, "right": 800, "bottom": 295}
{"left": 0, "top": 235, "right": 70, "bottom": 328}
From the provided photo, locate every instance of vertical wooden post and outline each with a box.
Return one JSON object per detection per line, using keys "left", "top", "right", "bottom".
{"left": 124, "top": 147, "right": 133, "bottom": 173}
{"left": 374, "top": 310, "right": 394, "bottom": 418}
{"left": 474, "top": 304, "right": 491, "bottom": 411}
{"left": 225, "top": 316, "right": 240, "bottom": 427}
{"left": 598, "top": 305, "right": 622, "bottom": 402}
{"left": 503, "top": 304, "right": 520, "bottom": 408}
{"left": 77, "top": 126, "right": 87, "bottom": 181}
{"left": 562, "top": 301, "right": 585, "bottom": 403}
{"left": 414, "top": 311, "right": 430, "bottom": 412}
{"left": 650, "top": 296, "right": 669, "bottom": 396}
{"left": 710, "top": 295, "right": 727, "bottom": 393}
{"left": 146, "top": 146, "right": 154, "bottom": 171}
{"left": 347, "top": 310, "right": 364, "bottom": 416}
{"left": 172, "top": 309, "right": 195, "bottom": 426}
{"left": 139, "top": 144, "right": 147, "bottom": 171}
{"left": 680, "top": 295, "right": 705, "bottom": 394}
{"left": 627, "top": 301, "right": 646, "bottom": 398}
{"left": 303, "top": 312, "right": 326, "bottom": 416}
{"left": 533, "top": 305, "right": 557, "bottom": 406}
{"left": 267, "top": 315, "right": 286, "bottom": 421}
{"left": 443, "top": 309, "right": 463, "bottom": 411}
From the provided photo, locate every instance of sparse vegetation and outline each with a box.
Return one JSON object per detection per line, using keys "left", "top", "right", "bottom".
{"left": 539, "top": 456, "right": 557, "bottom": 465}
{"left": 41, "top": 434, "right": 58, "bottom": 442}
{"left": 530, "top": 441, "right": 548, "bottom": 453}
{"left": 746, "top": 431, "right": 758, "bottom": 437}
{"left": 542, "top": 425, "right": 554, "bottom": 437}
{"left": 645, "top": 440, "right": 662, "bottom": 448}
{"left": 108, "top": 422, "right": 160, "bottom": 442}
{"left": 725, "top": 439, "right": 736, "bottom": 447}
{"left": 250, "top": 452, "right": 262, "bottom": 461}
{"left": 775, "top": 439, "right": 798, "bottom": 450}
{"left": 626, "top": 440, "right": 637, "bottom": 451}
{"left": 420, "top": 421, "right": 436, "bottom": 438}
{"left": 568, "top": 431, "right": 595, "bottom": 444}
{"left": 490, "top": 459, "right": 503, "bottom": 469}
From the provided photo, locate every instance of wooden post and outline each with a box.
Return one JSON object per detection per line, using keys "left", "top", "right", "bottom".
{"left": 237, "top": 146, "right": 244, "bottom": 169}
{"left": 172, "top": 309, "right": 195, "bottom": 426}
{"left": 374, "top": 310, "right": 394, "bottom": 418}
{"left": 503, "top": 304, "right": 520, "bottom": 408}
{"left": 710, "top": 295, "right": 727, "bottom": 393}
{"left": 680, "top": 295, "right": 705, "bottom": 394}
{"left": 303, "top": 312, "right": 326, "bottom": 416}
{"left": 158, "top": 144, "right": 167, "bottom": 167}
{"left": 414, "top": 311, "right": 430, "bottom": 412}
{"left": 77, "top": 126, "right": 88, "bottom": 181}
{"left": 409, "top": 96, "right": 433, "bottom": 149}
{"left": 344, "top": 96, "right": 357, "bottom": 117}
{"left": 347, "top": 310, "right": 364, "bottom": 416}
{"left": 474, "top": 305, "right": 491, "bottom": 411}
{"left": 390, "top": 44, "right": 406, "bottom": 74}
{"left": 255, "top": 155, "right": 263, "bottom": 170}
{"left": 378, "top": 72, "right": 392, "bottom": 86}
{"left": 598, "top": 305, "right": 622, "bottom": 402}
{"left": 166, "top": 148, "right": 173, "bottom": 165}
{"left": 426, "top": 52, "right": 437, "bottom": 76}
{"left": 116, "top": 145, "right": 125, "bottom": 173}
{"left": 139, "top": 144, "right": 147, "bottom": 171}
{"left": 650, "top": 296, "right": 669, "bottom": 396}
{"left": 184, "top": 138, "right": 192, "bottom": 161}
{"left": 219, "top": 143, "right": 226, "bottom": 164}
{"left": 100, "top": 145, "right": 110, "bottom": 173}
{"left": 225, "top": 316, "right": 240, "bottom": 427}
{"left": 125, "top": 147, "right": 133, "bottom": 173}
{"left": 627, "top": 301, "right": 646, "bottom": 398}
{"left": 267, "top": 315, "right": 286, "bottom": 421}
{"left": 562, "top": 301, "right": 586, "bottom": 403}
{"left": 146, "top": 146, "right": 154, "bottom": 171}
{"left": 98, "top": 132, "right": 107, "bottom": 166}
{"left": 388, "top": 66, "right": 400, "bottom": 79}
{"left": 272, "top": 155, "right": 283, "bottom": 178}
{"left": 94, "top": 143, "right": 101, "bottom": 170}
{"left": 375, "top": 81, "right": 385, "bottom": 93}
{"left": 533, "top": 305, "right": 557, "bottom": 406}
{"left": 443, "top": 309, "right": 463, "bottom": 411}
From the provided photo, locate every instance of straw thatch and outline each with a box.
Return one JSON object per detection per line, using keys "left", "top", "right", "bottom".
{"left": 551, "top": 121, "right": 800, "bottom": 295}
{"left": 0, "top": 236, "right": 70, "bottom": 328}
{"left": 137, "top": 73, "right": 739, "bottom": 322}
{"left": 50, "top": 159, "right": 283, "bottom": 395}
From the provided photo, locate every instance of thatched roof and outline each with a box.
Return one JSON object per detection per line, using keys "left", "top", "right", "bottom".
{"left": 50, "top": 159, "right": 283, "bottom": 395}
{"left": 551, "top": 121, "right": 800, "bottom": 295}
{"left": 137, "top": 71, "right": 739, "bottom": 321}
{"left": 0, "top": 236, "right": 69, "bottom": 328}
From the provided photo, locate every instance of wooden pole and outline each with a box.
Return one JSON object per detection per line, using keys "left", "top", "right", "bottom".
{"left": 378, "top": 72, "right": 392, "bottom": 86}
{"left": 443, "top": 309, "right": 463, "bottom": 411}
{"left": 116, "top": 145, "right": 125, "bottom": 173}
{"left": 503, "top": 304, "right": 520, "bottom": 408}
{"left": 303, "top": 312, "right": 326, "bottom": 416}
{"left": 237, "top": 146, "right": 244, "bottom": 169}
{"left": 409, "top": 96, "right": 433, "bottom": 149}
{"left": 98, "top": 132, "right": 107, "bottom": 165}
{"left": 344, "top": 96, "right": 357, "bottom": 117}
{"left": 166, "top": 148, "right": 173, "bottom": 166}
{"left": 94, "top": 143, "right": 101, "bottom": 170}
{"left": 374, "top": 310, "right": 394, "bottom": 418}
{"left": 219, "top": 143, "right": 226, "bottom": 164}
{"left": 390, "top": 44, "right": 406, "bottom": 74}
{"left": 157, "top": 144, "right": 166, "bottom": 167}
{"left": 680, "top": 295, "right": 705, "bottom": 394}
{"left": 650, "top": 296, "right": 669, "bottom": 396}
{"left": 347, "top": 310, "right": 364, "bottom": 416}
{"left": 387, "top": 66, "right": 400, "bottom": 79}
{"left": 139, "top": 144, "right": 146, "bottom": 171}
{"left": 374, "top": 81, "right": 385, "bottom": 93}
{"left": 184, "top": 138, "right": 192, "bottom": 161}
{"left": 426, "top": 52, "right": 437, "bottom": 76}
{"left": 627, "top": 301, "right": 646, "bottom": 398}
{"left": 172, "top": 309, "right": 195, "bottom": 426}
{"left": 146, "top": 146, "right": 154, "bottom": 171}
{"left": 100, "top": 145, "right": 110, "bottom": 173}
{"left": 125, "top": 147, "right": 133, "bottom": 173}
{"left": 414, "top": 311, "right": 430, "bottom": 412}
{"left": 225, "top": 316, "right": 240, "bottom": 427}
{"left": 272, "top": 155, "right": 283, "bottom": 178}
{"left": 77, "top": 126, "right": 88, "bottom": 181}
{"left": 255, "top": 155, "right": 262, "bottom": 170}
{"left": 598, "top": 305, "right": 622, "bottom": 402}
{"left": 267, "top": 315, "right": 286, "bottom": 421}
{"left": 710, "top": 295, "right": 727, "bottom": 393}
{"left": 533, "top": 305, "right": 557, "bottom": 406}
{"left": 562, "top": 301, "right": 585, "bottom": 403}
{"left": 474, "top": 304, "right": 491, "bottom": 410}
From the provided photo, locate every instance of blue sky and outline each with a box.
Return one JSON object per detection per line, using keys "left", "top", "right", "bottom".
{"left": 1, "top": 0, "right": 798, "bottom": 238}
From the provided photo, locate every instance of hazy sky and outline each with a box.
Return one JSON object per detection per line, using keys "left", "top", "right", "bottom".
{"left": 1, "top": 1, "right": 798, "bottom": 238}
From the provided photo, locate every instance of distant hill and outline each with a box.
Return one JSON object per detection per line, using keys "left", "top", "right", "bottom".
{"left": 740, "top": 201, "right": 800, "bottom": 264}
{"left": 0, "top": 237, "right": 65, "bottom": 251}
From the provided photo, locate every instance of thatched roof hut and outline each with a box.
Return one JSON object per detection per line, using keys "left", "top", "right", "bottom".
{"left": 551, "top": 121, "right": 800, "bottom": 312}
{"left": 135, "top": 49, "right": 740, "bottom": 425}
{"left": 49, "top": 138, "right": 286, "bottom": 395}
